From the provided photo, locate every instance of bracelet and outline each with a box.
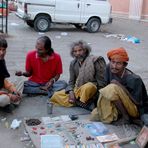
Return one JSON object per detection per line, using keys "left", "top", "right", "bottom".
{"left": 52, "top": 78, "right": 56, "bottom": 83}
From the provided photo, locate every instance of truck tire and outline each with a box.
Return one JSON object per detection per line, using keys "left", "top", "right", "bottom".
{"left": 86, "top": 18, "right": 101, "bottom": 33}
{"left": 26, "top": 21, "right": 34, "bottom": 28}
{"left": 34, "top": 15, "right": 51, "bottom": 32}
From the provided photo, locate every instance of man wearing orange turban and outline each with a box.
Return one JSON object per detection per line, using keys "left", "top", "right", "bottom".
{"left": 91, "top": 47, "right": 148, "bottom": 124}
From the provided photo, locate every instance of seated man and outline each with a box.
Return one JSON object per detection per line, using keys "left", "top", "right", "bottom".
{"left": 0, "top": 37, "right": 23, "bottom": 112}
{"left": 91, "top": 47, "right": 148, "bottom": 123}
{"left": 50, "top": 40, "right": 106, "bottom": 109}
{"left": 15, "top": 36, "right": 67, "bottom": 97}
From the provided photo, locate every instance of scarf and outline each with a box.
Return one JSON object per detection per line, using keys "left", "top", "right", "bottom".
{"left": 76, "top": 55, "right": 96, "bottom": 87}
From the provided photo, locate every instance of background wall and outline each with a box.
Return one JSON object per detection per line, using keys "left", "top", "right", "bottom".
{"left": 142, "top": 0, "right": 148, "bottom": 19}
{"left": 109, "top": 0, "right": 148, "bottom": 21}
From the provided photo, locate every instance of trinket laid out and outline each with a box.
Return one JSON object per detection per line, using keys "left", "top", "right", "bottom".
{"left": 26, "top": 119, "right": 41, "bottom": 126}
{"left": 69, "top": 115, "right": 78, "bottom": 121}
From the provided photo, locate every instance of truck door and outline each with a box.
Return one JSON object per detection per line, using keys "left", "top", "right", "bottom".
{"left": 54, "top": 0, "right": 82, "bottom": 23}
{"left": 83, "top": 0, "right": 108, "bottom": 21}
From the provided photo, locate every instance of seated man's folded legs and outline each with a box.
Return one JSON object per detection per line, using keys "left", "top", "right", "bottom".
{"left": 91, "top": 83, "right": 139, "bottom": 123}
{"left": 50, "top": 90, "right": 73, "bottom": 107}
{"left": 109, "top": 83, "right": 139, "bottom": 118}
{"left": 74, "top": 82, "right": 97, "bottom": 103}
{"left": 23, "top": 80, "right": 48, "bottom": 95}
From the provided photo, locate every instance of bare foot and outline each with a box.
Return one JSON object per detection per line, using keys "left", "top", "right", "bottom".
{"left": 40, "top": 86, "right": 48, "bottom": 91}
{"left": 68, "top": 98, "right": 76, "bottom": 104}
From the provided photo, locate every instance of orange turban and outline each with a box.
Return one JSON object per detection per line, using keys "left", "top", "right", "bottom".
{"left": 107, "top": 47, "right": 129, "bottom": 62}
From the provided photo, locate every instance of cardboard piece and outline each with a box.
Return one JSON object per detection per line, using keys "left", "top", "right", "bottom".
{"left": 104, "top": 126, "right": 148, "bottom": 148}
{"left": 41, "top": 135, "right": 63, "bottom": 148}
{"left": 97, "top": 133, "right": 119, "bottom": 143}
{"left": 136, "top": 126, "right": 148, "bottom": 148}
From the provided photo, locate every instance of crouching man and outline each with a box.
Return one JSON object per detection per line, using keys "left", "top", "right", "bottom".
{"left": 0, "top": 37, "right": 23, "bottom": 112}
{"left": 91, "top": 47, "right": 148, "bottom": 123}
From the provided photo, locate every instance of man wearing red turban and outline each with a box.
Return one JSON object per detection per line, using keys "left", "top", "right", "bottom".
{"left": 91, "top": 47, "right": 148, "bottom": 124}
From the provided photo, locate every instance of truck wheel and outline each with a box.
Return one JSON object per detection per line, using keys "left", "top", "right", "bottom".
{"left": 34, "top": 15, "right": 51, "bottom": 32}
{"left": 86, "top": 18, "right": 101, "bottom": 33}
{"left": 26, "top": 21, "right": 34, "bottom": 28}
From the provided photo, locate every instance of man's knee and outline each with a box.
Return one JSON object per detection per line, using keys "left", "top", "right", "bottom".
{"left": 0, "top": 95, "right": 10, "bottom": 107}
{"left": 99, "top": 84, "right": 120, "bottom": 100}
{"left": 83, "top": 82, "right": 97, "bottom": 90}
{"left": 53, "top": 80, "right": 67, "bottom": 90}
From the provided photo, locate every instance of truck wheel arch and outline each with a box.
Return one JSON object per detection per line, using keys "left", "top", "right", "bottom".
{"left": 34, "top": 14, "right": 52, "bottom": 32}
{"left": 86, "top": 17, "right": 101, "bottom": 33}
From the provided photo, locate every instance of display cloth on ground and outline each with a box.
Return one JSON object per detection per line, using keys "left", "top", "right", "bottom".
{"left": 23, "top": 115, "right": 142, "bottom": 148}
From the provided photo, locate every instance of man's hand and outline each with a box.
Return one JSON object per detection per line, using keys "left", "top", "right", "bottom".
{"left": 13, "top": 91, "right": 21, "bottom": 97}
{"left": 9, "top": 93, "right": 21, "bottom": 103}
{"left": 15, "top": 71, "right": 23, "bottom": 76}
{"left": 15, "top": 71, "right": 31, "bottom": 77}
{"left": 40, "top": 79, "right": 54, "bottom": 91}
{"left": 111, "top": 79, "right": 119, "bottom": 84}
{"left": 111, "top": 79, "right": 124, "bottom": 88}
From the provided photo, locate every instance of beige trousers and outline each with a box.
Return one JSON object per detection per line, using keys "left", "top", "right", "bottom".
{"left": 0, "top": 78, "right": 24, "bottom": 107}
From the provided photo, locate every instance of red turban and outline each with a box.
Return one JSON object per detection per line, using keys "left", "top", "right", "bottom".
{"left": 107, "top": 47, "right": 129, "bottom": 62}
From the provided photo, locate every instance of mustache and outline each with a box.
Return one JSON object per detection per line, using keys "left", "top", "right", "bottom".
{"left": 111, "top": 68, "right": 119, "bottom": 71}
{"left": 37, "top": 50, "right": 44, "bottom": 54}
{"left": 76, "top": 54, "right": 86, "bottom": 59}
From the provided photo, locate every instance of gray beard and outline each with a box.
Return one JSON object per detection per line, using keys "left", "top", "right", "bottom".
{"left": 76, "top": 54, "right": 87, "bottom": 62}
{"left": 77, "top": 57, "right": 85, "bottom": 63}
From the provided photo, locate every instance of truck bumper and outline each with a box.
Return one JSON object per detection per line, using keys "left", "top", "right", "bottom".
{"left": 15, "top": 12, "right": 30, "bottom": 21}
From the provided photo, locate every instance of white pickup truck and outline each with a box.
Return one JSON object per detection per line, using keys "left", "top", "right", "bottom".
{"left": 16, "top": 0, "right": 112, "bottom": 33}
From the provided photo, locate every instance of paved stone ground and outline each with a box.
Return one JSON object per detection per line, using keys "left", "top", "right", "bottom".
{"left": 0, "top": 12, "right": 148, "bottom": 148}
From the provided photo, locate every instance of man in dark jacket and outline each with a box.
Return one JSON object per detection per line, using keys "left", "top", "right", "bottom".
{"left": 91, "top": 47, "right": 148, "bottom": 123}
